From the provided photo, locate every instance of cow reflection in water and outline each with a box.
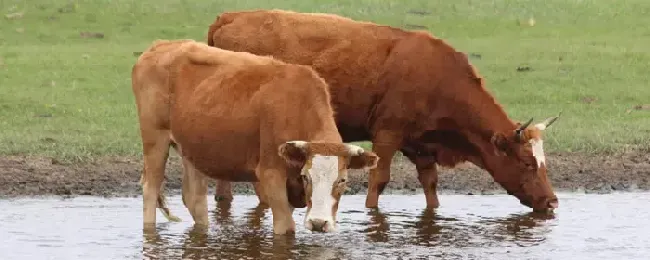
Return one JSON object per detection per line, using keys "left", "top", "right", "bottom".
{"left": 142, "top": 201, "right": 556, "bottom": 259}
{"left": 363, "top": 208, "right": 556, "bottom": 248}
{"left": 143, "top": 202, "right": 342, "bottom": 260}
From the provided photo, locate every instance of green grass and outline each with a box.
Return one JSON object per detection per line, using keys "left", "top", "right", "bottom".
{"left": 1, "top": 0, "right": 649, "bottom": 162}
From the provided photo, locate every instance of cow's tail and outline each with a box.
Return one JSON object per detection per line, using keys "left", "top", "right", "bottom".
{"left": 158, "top": 141, "right": 181, "bottom": 222}
{"left": 157, "top": 192, "right": 181, "bottom": 222}
{"left": 207, "top": 13, "right": 235, "bottom": 47}
{"left": 139, "top": 167, "right": 181, "bottom": 222}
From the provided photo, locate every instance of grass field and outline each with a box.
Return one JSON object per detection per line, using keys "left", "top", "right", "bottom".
{"left": 1, "top": 0, "right": 649, "bottom": 162}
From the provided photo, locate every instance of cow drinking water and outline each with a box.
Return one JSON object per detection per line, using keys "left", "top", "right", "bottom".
{"left": 206, "top": 9, "right": 561, "bottom": 212}
{"left": 131, "top": 39, "right": 379, "bottom": 234}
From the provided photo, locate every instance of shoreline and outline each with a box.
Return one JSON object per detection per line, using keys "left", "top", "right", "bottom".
{"left": 1, "top": 152, "right": 648, "bottom": 198}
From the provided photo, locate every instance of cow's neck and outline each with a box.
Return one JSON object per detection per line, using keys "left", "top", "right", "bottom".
{"left": 434, "top": 80, "right": 516, "bottom": 178}
{"left": 442, "top": 79, "right": 516, "bottom": 143}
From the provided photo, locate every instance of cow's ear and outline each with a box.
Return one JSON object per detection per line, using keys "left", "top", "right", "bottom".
{"left": 278, "top": 141, "right": 310, "bottom": 167}
{"left": 348, "top": 151, "right": 379, "bottom": 170}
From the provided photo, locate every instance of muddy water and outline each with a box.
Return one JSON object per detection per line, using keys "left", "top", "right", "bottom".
{"left": 1, "top": 193, "right": 649, "bottom": 260}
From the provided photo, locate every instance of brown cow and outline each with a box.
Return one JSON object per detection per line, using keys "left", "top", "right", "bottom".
{"left": 131, "top": 39, "right": 379, "bottom": 234}
{"left": 206, "top": 9, "right": 563, "bottom": 212}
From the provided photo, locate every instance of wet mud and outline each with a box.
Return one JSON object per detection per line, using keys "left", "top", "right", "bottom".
{"left": 1, "top": 152, "right": 649, "bottom": 198}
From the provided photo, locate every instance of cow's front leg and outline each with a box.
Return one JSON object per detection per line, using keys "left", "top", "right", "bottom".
{"left": 259, "top": 168, "right": 295, "bottom": 235}
{"left": 365, "top": 131, "right": 402, "bottom": 208}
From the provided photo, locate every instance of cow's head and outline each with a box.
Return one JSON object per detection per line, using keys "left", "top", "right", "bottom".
{"left": 489, "top": 114, "right": 561, "bottom": 212}
{"left": 278, "top": 141, "right": 379, "bottom": 233}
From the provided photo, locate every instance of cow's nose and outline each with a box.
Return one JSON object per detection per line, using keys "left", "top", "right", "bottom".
{"left": 308, "top": 219, "right": 328, "bottom": 232}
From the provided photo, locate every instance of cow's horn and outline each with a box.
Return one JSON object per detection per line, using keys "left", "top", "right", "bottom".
{"left": 519, "top": 117, "right": 534, "bottom": 130}
{"left": 541, "top": 112, "right": 562, "bottom": 128}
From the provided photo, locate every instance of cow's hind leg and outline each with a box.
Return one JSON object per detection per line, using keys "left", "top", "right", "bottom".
{"left": 213, "top": 180, "right": 269, "bottom": 208}
{"left": 142, "top": 130, "right": 180, "bottom": 225}
{"left": 213, "top": 180, "right": 234, "bottom": 202}
{"left": 252, "top": 182, "right": 269, "bottom": 207}
{"left": 181, "top": 158, "right": 210, "bottom": 226}
{"left": 416, "top": 160, "right": 440, "bottom": 209}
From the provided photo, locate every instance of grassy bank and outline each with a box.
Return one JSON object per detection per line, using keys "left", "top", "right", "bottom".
{"left": 1, "top": 0, "right": 649, "bottom": 162}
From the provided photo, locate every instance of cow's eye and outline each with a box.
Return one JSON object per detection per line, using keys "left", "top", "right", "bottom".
{"left": 523, "top": 160, "right": 535, "bottom": 170}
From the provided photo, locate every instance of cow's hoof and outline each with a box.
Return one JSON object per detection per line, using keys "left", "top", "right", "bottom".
{"left": 214, "top": 195, "right": 231, "bottom": 202}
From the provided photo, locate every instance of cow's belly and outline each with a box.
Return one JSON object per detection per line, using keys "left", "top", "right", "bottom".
{"left": 337, "top": 123, "right": 371, "bottom": 143}
{"left": 329, "top": 103, "right": 372, "bottom": 142}
{"left": 171, "top": 117, "right": 260, "bottom": 182}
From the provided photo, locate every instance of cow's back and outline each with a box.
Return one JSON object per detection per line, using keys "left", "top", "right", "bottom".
{"left": 208, "top": 10, "right": 409, "bottom": 134}
{"left": 168, "top": 46, "right": 337, "bottom": 181}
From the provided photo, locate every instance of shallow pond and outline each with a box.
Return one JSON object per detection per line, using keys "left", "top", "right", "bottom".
{"left": 1, "top": 193, "right": 649, "bottom": 259}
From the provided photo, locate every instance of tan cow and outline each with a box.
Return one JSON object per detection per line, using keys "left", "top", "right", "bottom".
{"left": 206, "top": 9, "right": 562, "bottom": 212}
{"left": 131, "top": 39, "right": 379, "bottom": 234}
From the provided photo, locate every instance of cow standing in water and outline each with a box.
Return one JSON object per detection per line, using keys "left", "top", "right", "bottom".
{"left": 206, "top": 9, "right": 561, "bottom": 212}
{"left": 131, "top": 39, "right": 379, "bottom": 234}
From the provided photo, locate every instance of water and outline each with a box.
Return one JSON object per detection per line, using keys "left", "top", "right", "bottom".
{"left": 1, "top": 193, "right": 649, "bottom": 260}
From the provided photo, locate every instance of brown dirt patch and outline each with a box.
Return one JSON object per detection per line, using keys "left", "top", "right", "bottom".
{"left": 1, "top": 152, "right": 649, "bottom": 198}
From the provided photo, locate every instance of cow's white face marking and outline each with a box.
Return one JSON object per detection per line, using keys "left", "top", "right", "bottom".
{"left": 529, "top": 138, "right": 545, "bottom": 168}
{"left": 530, "top": 123, "right": 548, "bottom": 168}
{"left": 304, "top": 155, "right": 339, "bottom": 232}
